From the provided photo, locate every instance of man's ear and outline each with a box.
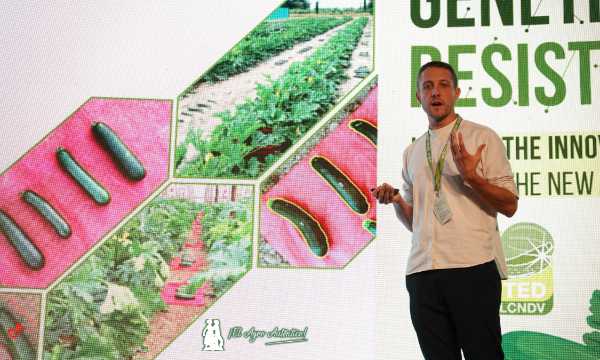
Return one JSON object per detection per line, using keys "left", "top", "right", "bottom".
{"left": 415, "top": 90, "right": 422, "bottom": 104}
{"left": 454, "top": 86, "right": 461, "bottom": 100}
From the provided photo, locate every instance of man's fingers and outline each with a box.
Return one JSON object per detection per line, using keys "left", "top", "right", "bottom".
{"left": 450, "top": 132, "right": 458, "bottom": 155}
{"left": 458, "top": 132, "right": 467, "bottom": 154}
{"left": 371, "top": 184, "right": 400, "bottom": 204}
{"left": 475, "top": 144, "right": 486, "bottom": 158}
{"left": 371, "top": 187, "right": 379, "bottom": 199}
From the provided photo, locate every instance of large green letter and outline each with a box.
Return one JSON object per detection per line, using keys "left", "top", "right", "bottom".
{"left": 563, "top": 0, "right": 575, "bottom": 23}
{"left": 568, "top": 41, "right": 600, "bottom": 105}
{"left": 481, "top": 0, "right": 514, "bottom": 26}
{"left": 482, "top": 44, "right": 512, "bottom": 107}
{"left": 410, "top": 0, "right": 440, "bottom": 28}
{"left": 449, "top": 45, "right": 477, "bottom": 106}
{"left": 517, "top": 43, "right": 530, "bottom": 106}
{"left": 535, "top": 42, "right": 566, "bottom": 107}
{"left": 448, "top": 0, "right": 475, "bottom": 27}
{"left": 521, "top": 0, "right": 549, "bottom": 25}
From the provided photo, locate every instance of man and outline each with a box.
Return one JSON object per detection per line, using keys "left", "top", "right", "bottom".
{"left": 373, "top": 61, "right": 518, "bottom": 360}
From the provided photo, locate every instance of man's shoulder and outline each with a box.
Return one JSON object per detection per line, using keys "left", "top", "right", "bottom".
{"left": 460, "top": 118, "right": 501, "bottom": 139}
{"left": 461, "top": 118, "right": 493, "bottom": 132}
{"left": 403, "top": 132, "right": 426, "bottom": 155}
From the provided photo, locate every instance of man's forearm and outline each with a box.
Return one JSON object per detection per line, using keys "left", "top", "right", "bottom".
{"left": 464, "top": 174, "right": 518, "bottom": 217}
{"left": 393, "top": 196, "right": 413, "bottom": 231}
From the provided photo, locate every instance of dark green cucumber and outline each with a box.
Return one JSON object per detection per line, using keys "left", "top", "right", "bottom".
{"left": 349, "top": 119, "right": 377, "bottom": 145}
{"left": 0, "top": 210, "right": 44, "bottom": 270}
{"left": 21, "top": 190, "right": 71, "bottom": 239}
{"left": 268, "top": 198, "right": 328, "bottom": 257}
{"left": 0, "top": 305, "right": 36, "bottom": 360}
{"left": 363, "top": 219, "right": 376, "bottom": 236}
{"left": 92, "top": 122, "right": 146, "bottom": 180}
{"left": 310, "top": 156, "right": 369, "bottom": 215}
{"left": 56, "top": 147, "right": 110, "bottom": 205}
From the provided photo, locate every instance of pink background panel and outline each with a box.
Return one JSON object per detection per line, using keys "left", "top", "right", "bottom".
{"left": 0, "top": 98, "right": 171, "bottom": 288}
{"left": 261, "top": 87, "right": 377, "bottom": 267}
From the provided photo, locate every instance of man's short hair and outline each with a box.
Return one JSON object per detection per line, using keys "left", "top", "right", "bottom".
{"left": 416, "top": 61, "right": 458, "bottom": 89}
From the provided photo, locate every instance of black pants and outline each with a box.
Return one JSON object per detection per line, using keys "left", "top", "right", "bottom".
{"left": 406, "top": 261, "right": 504, "bottom": 360}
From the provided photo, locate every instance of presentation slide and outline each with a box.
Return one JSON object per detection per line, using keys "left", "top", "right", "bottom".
{"left": 0, "top": 1, "right": 597, "bottom": 359}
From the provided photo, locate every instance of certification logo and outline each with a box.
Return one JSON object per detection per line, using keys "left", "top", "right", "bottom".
{"left": 501, "top": 222, "right": 554, "bottom": 315}
{"left": 202, "top": 319, "right": 225, "bottom": 351}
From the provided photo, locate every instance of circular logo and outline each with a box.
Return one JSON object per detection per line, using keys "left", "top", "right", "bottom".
{"left": 501, "top": 223, "right": 554, "bottom": 278}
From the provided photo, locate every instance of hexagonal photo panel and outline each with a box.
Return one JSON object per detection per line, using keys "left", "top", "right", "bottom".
{"left": 0, "top": 98, "right": 171, "bottom": 289}
{"left": 42, "top": 183, "right": 253, "bottom": 359}
{"left": 0, "top": 291, "right": 42, "bottom": 360}
{"left": 259, "top": 79, "right": 377, "bottom": 268}
{"left": 174, "top": 2, "right": 374, "bottom": 179}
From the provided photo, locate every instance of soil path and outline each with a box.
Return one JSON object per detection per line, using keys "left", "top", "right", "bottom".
{"left": 176, "top": 15, "right": 372, "bottom": 154}
{"left": 338, "top": 16, "right": 373, "bottom": 95}
{"left": 134, "top": 212, "right": 214, "bottom": 360}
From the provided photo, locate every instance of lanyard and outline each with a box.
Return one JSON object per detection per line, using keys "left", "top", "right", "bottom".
{"left": 425, "top": 115, "right": 462, "bottom": 195}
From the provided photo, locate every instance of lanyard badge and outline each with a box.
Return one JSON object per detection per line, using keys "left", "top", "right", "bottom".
{"left": 426, "top": 116, "right": 462, "bottom": 224}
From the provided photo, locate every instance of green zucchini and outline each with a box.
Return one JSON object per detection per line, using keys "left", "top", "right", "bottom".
{"left": 175, "top": 285, "right": 196, "bottom": 300}
{"left": 175, "top": 279, "right": 205, "bottom": 300}
{"left": 91, "top": 122, "right": 146, "bottom": 181}
{"left": 0, "top": 305, "right": 36, "bottom": 360}
{"left": 56, "top": 147, "right": 110, "bottom": 205}
{"left": 268, "top": 198, "right": 329, "bottom": 257}
{"left": 363, "top": 219, "right": 376, "bottom": 236}
{"left": 349, "top": 119, "right": 377, "bottom": 145}
{"left": 310, "top": 156, "right": 369, "bottom": 215}
{"left": 180, "top": 249, "right": 195, "bottom": 267}
{"left": 0, "top": 210, "right": 44, "bottom": 270}
{"left": 21, "top": 190, "right": 71, "bottom": 239}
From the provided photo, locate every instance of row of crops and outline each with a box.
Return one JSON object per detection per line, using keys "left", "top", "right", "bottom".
{"left": 176, "top": 17, "right": 369, "bottom": 178}
{"left": 43, "top": 198, "right": 253, "bottom": 360}
{"left": 196, "top": 16, "right": 351, "bottom": 84}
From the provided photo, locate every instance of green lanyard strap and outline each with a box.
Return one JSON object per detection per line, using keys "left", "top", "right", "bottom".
{"left": 425, "top": 115, "right": 462, "bottom": 195}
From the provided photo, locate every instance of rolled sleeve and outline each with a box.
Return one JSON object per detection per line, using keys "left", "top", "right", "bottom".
{"left": 482, "top": 131, "right": 519, "bottom": 198}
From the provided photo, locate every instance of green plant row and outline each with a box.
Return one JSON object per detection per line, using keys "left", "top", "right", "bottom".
{"left": 290, "top": 8, "right": 370, "bottom": 14}
{"left": 43, "top": 198, "right": 252, "bottom": 360}
{"left": 177, "top": 202, "right": 254, "bottom": 299}
{"left": 196, "top": 16, "right": 351, "bottom": 84}
{"left": 177, "top": 17, "right": 369, "bottom": 178}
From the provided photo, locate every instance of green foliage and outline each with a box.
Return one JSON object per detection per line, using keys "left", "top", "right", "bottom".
{"left": 583, "top": 290, "right": 600, "bottom": 355}
{"left": 189, "top": 236, "right": 252, "bottom": 298}
{"left": 196, "top": 16, "right": 350, "bottom": 84}
{"left": 503, "top": 331, "right": 599, "bottom": 360}
{"left": 44, "top": 196, "right": 255, "bottom": 359}
{"left": 181, "top": 200, "right": 253, "bottom": 297}
{"left": 45, "top": 334, "right": 120, "bottom": 360}
{"left": 290, "top": 8, "right": 362, "bottom": 14}
{"left": 43, "top": 197, "right": 204, "bottom": 359}
{"left": 98, "top": 305, "right": 150, "bottom": 358}
{"left": 178, "top": 17, "right": 369, "bottom": 178}
{"left": 174, "top": 128, "right": 205, "bottom": 169}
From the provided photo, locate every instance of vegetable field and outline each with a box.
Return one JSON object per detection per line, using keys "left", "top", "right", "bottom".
{"left": 176, "top": 15, "right": 373, "bottom": 179}
{"left": 196, "top": 16, "right": 352, "bottom": 84}
{"left": 43, "top": 187, "right": 253, "bottom": 360}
